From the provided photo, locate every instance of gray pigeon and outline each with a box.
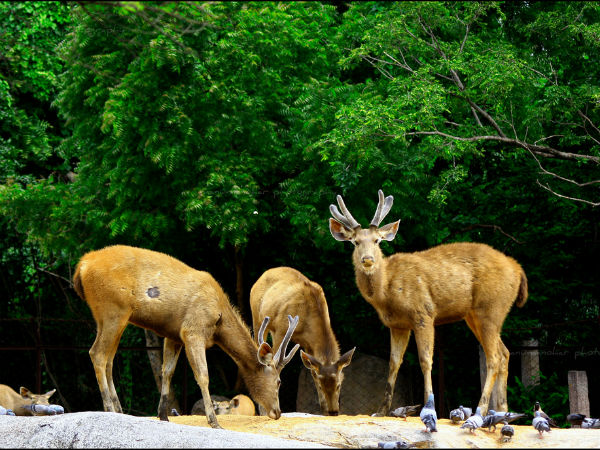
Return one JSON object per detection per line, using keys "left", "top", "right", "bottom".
{"left": 449, "top": 405, "right": 472, "bottom": 424}
{"left": 0, "top": 406, "right": 15, "bottom": 416}
{"left": 534, "top": 401, "right": 557, "bottom": 427}
{"left": 582, "top": 418, "right": 600, "bottom": 429}
{"left": 22, "top": 404, "right": 56, "bottom": 415}
{"left": 567, "top": 413, "right": 586, "bottom": 427}
{"left": 390, "top": 404, "right": 421, "bottom": 421}
{"left": 48, "top": 404, "right": 64, "bottom": 414}
{"left": 171, "top": 408, "right": 181, "bottom": 416}
{"left": 419, "top": 393, "right": 437, "bottom": 432}
{"left": 533, "top": 410, "right": 551, "bottom": 437}
{"left": 460, "top": 406, "right": 483, "bottom": 433}
{"left": 500, "top": 420, "right": 514, "bottom": 442}
{"left": 377, "top": 440, "right": 415, "bottom": 449}
{"left": 482, "top": 410, "right": 526, "bottom": 432}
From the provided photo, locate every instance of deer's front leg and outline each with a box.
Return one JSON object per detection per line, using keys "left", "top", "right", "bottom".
{"left": 376, "top": 328, "right": 411, "bottom": 416}
{"left": 412, "top": 318, "right": 435, "bottom": 405}
{"left": 158, "top": 338, "right": 182, "bottom": 421}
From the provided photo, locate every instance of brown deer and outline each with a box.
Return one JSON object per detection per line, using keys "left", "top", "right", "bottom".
{"left": 0, "top": 385, "right": 56, "bottom": 416}
{"left": 73, "top": 245, "right": 300, "bottom": 429}
{"left": 250, "top": 267, "right": 355, "bottom": 416}
{"left": 214, "top": 394, "right": 256, "bottom": 416}
{"left": 329, "top": 190, "right": 528, "bottom": 417}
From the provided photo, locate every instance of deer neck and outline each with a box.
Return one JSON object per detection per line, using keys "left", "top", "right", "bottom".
{"left": 353, "top": 252, "right": 387, "bottom": 303}
{"left": 215, "top": 309, "right": 259, "bottom": 374}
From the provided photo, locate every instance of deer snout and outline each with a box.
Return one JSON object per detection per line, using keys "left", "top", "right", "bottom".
{"left": 361, "top": 256, "right": 375, "bottom": 267}
{"left": 268, "top": 408, "right": 281, "bottom": 420}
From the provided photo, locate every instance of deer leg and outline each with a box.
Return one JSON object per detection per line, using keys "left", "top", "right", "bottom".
{"left": 158, "top": 338, "right": 182, "bottom": 421}
{"left": 89, "top": 316, "right": 129, "bottom": 413}
{"left": 376, "top": 328, "right": 411, "bottom": 416}
{"left": 494, "top": 340, "right": 510, "bottom": 411}
{"left": 182, "top": 336, "right": 222, "bottom": 429}
{"left": 471, "top": 318, "right": 502, "bottom": 416}
{"left": 412, "top": 320, "right": 435, "bottom": 406}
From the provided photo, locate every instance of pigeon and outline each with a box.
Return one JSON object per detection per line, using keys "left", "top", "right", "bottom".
{"left": 482, "top": 410, "right": 526, "bottom": 431}
{"left": 533, "top": 410, "right": 551, "bottom": 437}
{"left": 48, "top": 405, "right": 64, "bottom": 414}
{"left": 22, "top": 404, "right": 56, "bottom": 415}
{"left": 0, "top": 406, "right": 15, "bottom": 416}
{"left": 390, "top": 404, "right": 421, "bottom": 421}
{"left": 449, "top": 405, "right": 472, "bottom": 424}
{"left": 171, "top": 408, "right": 181, "bottom": 416}
{"left": 377, "top": 440, "right": 415, "bottom": 449}
{"left": 567, "top": 413, "right": 586, "bottom": 427}
{"left": 581, "top": 418, "right": 600, "bottom": 429}
{"left": 500, "top": 420, "right": 514, "bottom": 442}
{"left": 534, "top": 401, "right": 558, "bottom": 427}
{"left": 460, "top": 406, "right": 483, "bottom": 433}
{"left": 419, "top": 393, "right": 437, "bottom": 432}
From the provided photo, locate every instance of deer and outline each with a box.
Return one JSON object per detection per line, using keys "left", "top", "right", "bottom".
{"left": 250, "top": 266, "right": 356, "bottom": 416}
{"left": 72, "top": 244, "right": 300, "bottom": 429}
{"left": 0, "top": 384, "right": 56, "bottom": 416}
{"left": 328, "top": 190, "right": 528, "bottom": 417}
{"left": 214, "top": 394, "right": 256, "bottom": 416}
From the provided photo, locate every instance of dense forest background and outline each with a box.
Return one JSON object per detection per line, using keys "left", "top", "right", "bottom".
{"left": 1, "top": 1, "right": 598, "bottom": 424}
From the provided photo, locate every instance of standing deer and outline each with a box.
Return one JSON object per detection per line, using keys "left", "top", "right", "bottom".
{"left": 73, "top": 245, "right": 299, "bottom": 429}
{"left": 250, "top": 267, "right": 355, "bottom": 416}
{"left": 329, "top": 190, "right": 528, "bottom": 417}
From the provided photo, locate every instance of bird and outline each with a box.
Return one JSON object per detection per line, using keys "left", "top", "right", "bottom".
{"left": 500, "top": 420, "right": 514, "bottom": 442}
{"left": 534, "top": 401, "right": 557, "bottom": 427}
{"left": 533, "top": 410, "right": 551, "bottom": 438}
{"left": 449, "top": 405, "right": 472, "bottom": 424}
{"left": 390, "top": 404, "right": 421, "bottom": 421}
{"left": 171, "top": 408, "right": 181, "bottom": 416}
{"left": 48, "top": 405, "right": 64, "bottom": 414}
{"left": 22, "top": 404, "right": 56, "bottom": 415}
{"left": 419, "top": 393, "right": 437, "bottom": 432}
{"left": 0, "top": 406, "right": 15, "bottom": 416}
{"left": 567, "top": 413, "right": 586, "bottom": 427}
{"left": 377, "top": 440, "right": 415, "bottom": 449}
{"left": 581, "top": 418, "right": 600, "bottom": 429}
{"left": 482, "top": 410, "right": 526, "bottom": 432}
{"left": 460, "top": 406, "right": 483, "bottom": 433}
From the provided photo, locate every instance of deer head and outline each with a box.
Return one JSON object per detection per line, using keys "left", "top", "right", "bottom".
{"left": 329, "top": 189, "right": 400, "bottom": 274}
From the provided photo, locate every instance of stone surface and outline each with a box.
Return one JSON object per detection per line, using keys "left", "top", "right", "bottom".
{"left": 297, "top": 351, "right": 411, "bottom": 415}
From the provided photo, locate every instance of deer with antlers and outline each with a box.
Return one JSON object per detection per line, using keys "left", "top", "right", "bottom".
{"left": 329, "top": 190, "right": 528, "bottom": 416}
{"left": 250, "top": 267, "right": 355, "bottom": 416}
{"left": 73, "top": 245, "right": 299, "bottom": 429}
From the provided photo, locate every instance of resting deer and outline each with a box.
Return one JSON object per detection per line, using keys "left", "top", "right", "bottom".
{"left": 250, "top": 267, "right": 355, "bottom": 416}
{"left": 214, "top": 394, "right": 256, "bottom": 416}
{"left": 0, "top": 384, "right": 56, "bottom": 416}
{"left": 329, "top": 190, "right": 528, "bottom": 416}
{"left": 73, "top": 245, "right": 300, "bottom": 429}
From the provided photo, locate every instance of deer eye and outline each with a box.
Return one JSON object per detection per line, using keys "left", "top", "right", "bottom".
{"left": 277, "top": 379, "right": 281, "bottom": 388}
{"left": 375, "top": 238, "right": 381, "bottom": 244}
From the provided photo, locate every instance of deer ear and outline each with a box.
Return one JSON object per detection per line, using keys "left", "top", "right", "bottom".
{"left": 300, "top": 350, "right": 322, "bottom": 373}
{"left": 378, "top": 220, "right": 400, "bottom": 241}
{"left": 20, "top": 387, "right": 32, "bottom": 398}
{"left": 337, "top": 347, "right": 356, "bottom": 370}
{"left": 232, "top": 398, "right": 240, "bottom": 407}
{"left": 44, "top": 389, "right": 56, "bottom": 398}
{"left": 329, "top": 218, "right": 355, "bottom": 242}
{"left": 257, "top": 342, "right": 274, "bottom": 365}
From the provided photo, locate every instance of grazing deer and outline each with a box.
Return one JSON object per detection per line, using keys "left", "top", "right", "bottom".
{"left": 73, "top": 245, "right": 300, "bottom": 429}
{"left": 214, "top": 394, "right": 256, "bottom": 416}
{"left": 0, "top": 384, "right": 56, "bottom": 416}
{"left": 250, "top": 267, "right": 355, "bottom": 416}
{"left": 329, "top": 190, "right": 528, "bottom": 416}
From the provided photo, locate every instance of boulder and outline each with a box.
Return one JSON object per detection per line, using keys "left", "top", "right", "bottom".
{"left": 190, "top": 394, "right": 230, "bottom": 415}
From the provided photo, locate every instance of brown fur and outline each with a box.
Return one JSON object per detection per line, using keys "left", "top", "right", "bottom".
{"left": 214, "top": 394, "right": 256, "bottom": 416}
{"left": 0, "top": 385, "right": 56, "bottom": 416}
{"left": 73, "top": 245, "right": 297, "bottom": 429}
{"left": 330, "top": 192, "right": 528, "bottom": 417}
{"left": 250, "top": 267, "right": 355, "bottom": 415}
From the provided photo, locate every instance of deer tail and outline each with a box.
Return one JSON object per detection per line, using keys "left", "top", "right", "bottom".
{"left": 515, "top": 270, "right": 528, "bottom": 308}
{"left": 72, "top": 262, "right": 85, "bottom": 300}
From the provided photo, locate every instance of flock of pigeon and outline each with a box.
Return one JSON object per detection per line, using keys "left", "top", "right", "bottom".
{"left": 378, "top": 394, "right": 599, "bottom": 448}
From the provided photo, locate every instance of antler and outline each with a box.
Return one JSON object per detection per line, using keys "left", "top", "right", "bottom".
{"left": 273, "top": 315, "right": 300, "bottom": 369}
{"left": 257, "top": 316, "right": 270, "bottom": 344}
{"left": 370, "top": 189, "right": 394, "bottom": 228}
{"left": 329, "top": 195, "right": 361, "bottom": 229}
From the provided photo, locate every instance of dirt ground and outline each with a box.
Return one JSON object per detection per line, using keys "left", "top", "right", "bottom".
{"left": 168, "top": 414, "right": 600, "bottom": 448}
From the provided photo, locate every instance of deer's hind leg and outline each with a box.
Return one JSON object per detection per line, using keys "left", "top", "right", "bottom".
{"left": 89, "top": 313, "right": 130, "bottom": 413}
{"left": 158, "top": 337, "right": 182, "bottom": 421}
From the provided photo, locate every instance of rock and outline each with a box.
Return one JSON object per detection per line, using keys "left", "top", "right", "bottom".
{"left": 297, "top": 352, "right": 411, "bottom": 415}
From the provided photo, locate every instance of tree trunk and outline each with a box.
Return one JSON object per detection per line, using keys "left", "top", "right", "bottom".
{"left": 145, "top": 330, "right": 181, "bottom": 414}
{"left": 233, "top": 244, "right": 247, "bottom": 393}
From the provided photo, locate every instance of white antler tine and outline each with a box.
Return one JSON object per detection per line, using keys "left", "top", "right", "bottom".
{"left": 336, "top": 194, "right": 361, "bottom": 229}
{"left": 258, "top": 316, "right": 270, "bottom": 344}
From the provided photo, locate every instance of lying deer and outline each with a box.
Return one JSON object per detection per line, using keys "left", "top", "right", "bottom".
{"left": 0, "top": 384, "right": 56, "bottom": 416}
{"left": 250, "top": 267, "right": 355, "bottom": 416}
{"left": 73, "top": 245, "right": 300, "bottom": 429}
{"left": 214, "top": 394, "right": 256, "bottom": 416}
{"left": 329, "top": 190, "right": 528, "bottom": 416}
